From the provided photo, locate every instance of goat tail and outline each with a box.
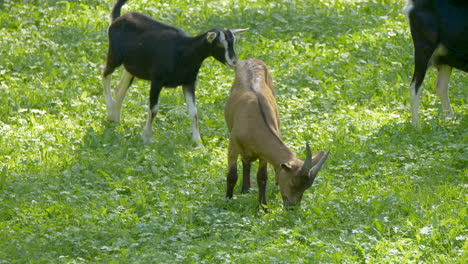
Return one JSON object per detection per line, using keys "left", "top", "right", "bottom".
{"left": 111, "top": 0, "right": 129, "bottom": 22}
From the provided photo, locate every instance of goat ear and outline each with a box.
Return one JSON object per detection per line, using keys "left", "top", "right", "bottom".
{"left": 281, "top": 162, "right": 293, "bottom": 171}
{"left": 231, "top": 28, "right": 249, "bottom": 35}
{"left": 207, "top": 32, "right": 217, "bottom": 43}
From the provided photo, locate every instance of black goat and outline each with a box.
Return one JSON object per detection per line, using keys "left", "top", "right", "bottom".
{"left": 405, "top": 0, "right": 468, "bottom": 126}
{"left": 102, "top": 0, "right": 248, "bottom": 144}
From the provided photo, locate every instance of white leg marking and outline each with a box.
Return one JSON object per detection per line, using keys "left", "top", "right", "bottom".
{"left": 111, "top": 69, "right": 133, "bottom": 123}
{"left": 183, "top": 88, "right": 202, "bottom": 144}
{"left": 142, "top": 104, "right": 159, "bottom": 143}
{"left": 429, "top": 45, "right": 448, "bottom": 66}
{"left": 102, "top": 74, "right": 116, "bottom": 122}
{"left": 435, "top": 65, "right": 454, "bottom": 118}
{"left": 410, "top": 82, "right": 421, "bottom": 127}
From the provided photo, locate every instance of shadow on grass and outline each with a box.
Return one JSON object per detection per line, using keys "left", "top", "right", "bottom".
{"left": 330, "top": 114, "right": 467, "bottom": 187}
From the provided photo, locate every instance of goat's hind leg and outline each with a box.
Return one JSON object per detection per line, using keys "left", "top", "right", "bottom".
{"left": 410, "top": 43, "right": 435, "bottom": 127}
{"left": 110, "top": 69, "right": 134, "bottom": 122}
{"left": 102, "top": 69, "right": 116, "bottom": 122}
{"left": 241, "top": 159, "right": 251, "bottom": 193}
{"left": 102, "top": 51, "right": 123, "bottom": 122}
{"left": 142, "top": 81, "right": 163, "bottom": 143}
{"left": 435, "top": 65, "right": 454, "bottom": 119}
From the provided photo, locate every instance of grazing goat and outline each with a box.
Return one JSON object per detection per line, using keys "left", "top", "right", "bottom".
{"left": 405, "top": 0, "right": 468, "bottom": 126}
{"left": 224, "top": 59, "right": 330, "bottom": 209}
{"left": 102, "top": 0, "right": 248, "bottom": 143}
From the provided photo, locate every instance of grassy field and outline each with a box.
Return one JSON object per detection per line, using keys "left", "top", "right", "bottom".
{"left": 0, "top": 0, "right": 467, "bottom": 263}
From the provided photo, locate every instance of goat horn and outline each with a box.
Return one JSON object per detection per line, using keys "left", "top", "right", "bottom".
{"left": 300, "top": 143, "right": 313, "bottom": 176}
{"left": 311, "top": 150, "right": 326, "bottom": 167}
{"left": 308, "top": 150, "right": 330, "bottom": 185}
{"left": 231, "top": 28, "right": 250, "bottom": 34}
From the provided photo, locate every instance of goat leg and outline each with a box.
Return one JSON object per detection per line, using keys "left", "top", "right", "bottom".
{"left": 226, "top": 166, "right": 238, "bottom": 199}
{"left": 183, "top": 84, "right": 202, "bottom": 146}
{"left": 241, "top": 160, "right": 251, "bottom": 193}
{"left": 102, "top": 73, "right": 117, "bottom": 122}
{"left": 111, "top": 69, "right": 134, "bottom": 123}
{"left": 257, "top": 159, "right": 268, "bottom": 211}
{"left": 226, "top": 143, "right": 239, "bottom": 199}
{"left": 435, "top": 65, "right": 454, "bottom": 119}
{"left": 142, "top": 81, "right": 163, "bottom": 142}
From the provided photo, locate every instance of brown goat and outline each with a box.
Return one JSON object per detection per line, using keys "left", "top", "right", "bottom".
{"left": 224, "top": 58, "right": 330, "bottom": 209}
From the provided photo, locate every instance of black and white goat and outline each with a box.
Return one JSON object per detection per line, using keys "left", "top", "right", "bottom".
{"left": 405, "top": 0, "right": 468, "bottom": 126}
{"left": 102, "top": 0, "right": 248, "bottom": 143}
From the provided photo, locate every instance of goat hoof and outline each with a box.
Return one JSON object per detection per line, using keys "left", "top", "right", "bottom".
{"left": 193, "top": 140, "right": 204, "bottom": 149}
{"left": 141, "top": 133, "right": 153, "bottom": 144}
{"left": 411, "top": 120, "right": 421, "bottom": 129}
{"left": 142, "top": 137, "right": 153, "bottom": 144}
{"left": 446, "top": 112, "right": 455, "bottom": 119}
{"left": 107, "top": 114, "right": 120, "bottom": 123}
{"left": 194, "top": 144, "right": 204, "bottom": 149}
{"left": 107, "top": 118, "right": 120, "bottom": 123}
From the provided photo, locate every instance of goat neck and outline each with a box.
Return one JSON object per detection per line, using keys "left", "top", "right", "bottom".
{"left": 263, "top": 137, "right": 298, "bottom": 170}
{"left": 177, "top": 33, "right": 213, "bottom": 70}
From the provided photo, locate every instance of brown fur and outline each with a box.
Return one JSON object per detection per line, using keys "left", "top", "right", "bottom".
{"left": 224, "top": 58, "right": 330, "bottom": 209}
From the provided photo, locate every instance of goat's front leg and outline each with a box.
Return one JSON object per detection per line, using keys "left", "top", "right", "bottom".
{"left": 142, "top": 81, "right": 163, "bottom": 143}
{"left": 435, "top": 65, "right": 454, "bottom": 119}
{"left": 241, "top": 159, "right": 251, "bottom": 193}
{"left": 183, "top": 84, "right": 202, "bottom": 146}
{"left": 257, "top": 159, "right": 268, "bottom": 211}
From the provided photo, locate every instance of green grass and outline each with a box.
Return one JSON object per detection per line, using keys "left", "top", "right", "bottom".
{"left": 1, "top": 0, "right": 467, "bottom": 263}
